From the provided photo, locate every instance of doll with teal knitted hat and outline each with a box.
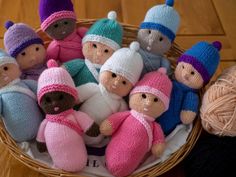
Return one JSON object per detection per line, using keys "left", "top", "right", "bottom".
{"left": 39, "top": 0, "right": 88, "bottom": 63}
{"left": 137, "top": 0, "right": 180, "bottom": 77}
{"left": 0, "top": 49, "right": 43, "bottom": 142}
{"left": 4, "top": 21, "right": 46, "bottom": 80}
{"left": 36, "top": 59, "right": 95, "bottom": 172}
{"left": 63, "top": 11, "right": 123, "bottom": 87}
{"left": 158, "top": 41, "right": 222, "bottom": 135}
{"left": 100, "top": 68, "right": 172, "bottom": 177}
{"left": 76, "top": 42, "right": 143, "bottom": 146}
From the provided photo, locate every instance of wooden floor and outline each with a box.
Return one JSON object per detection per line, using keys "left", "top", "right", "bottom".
{"left": 0, "top": 0, "right": 236, "bottom": 177}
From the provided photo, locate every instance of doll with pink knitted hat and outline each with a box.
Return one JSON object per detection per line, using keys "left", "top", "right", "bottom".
{"left": 100, "top": 68, "right": 172, "bottom": 177}
{"left": 36, "top": 59, "right": 96, "bottom": 172}
{"left": 39, "top": 0, "right": 88, "bottom": 63}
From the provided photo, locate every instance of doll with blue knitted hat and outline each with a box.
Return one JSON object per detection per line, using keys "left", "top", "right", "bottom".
{"left": 137, "top": 0, "right": 180, "bottom": 77}
{"left": 4, "top": 21, "right": 46, "bottom": 81}
{"left": 0, "top": 50, "right": 43, "bottom": 142}
{"left": 158, "top": 41, "right": 222, "bottom": 135}
{"left": 39, "top": 0, "right": 88, "bottom": 63}
{"left": 63, "top": 11, "right": 123, "bottom": 87}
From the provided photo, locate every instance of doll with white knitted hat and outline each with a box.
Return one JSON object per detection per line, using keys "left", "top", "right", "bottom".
{"left": 137, "top": 0, "right": 180, "bottom": 76}
{"left": 0, "top": 49, "right": 43, "bottom": 142}
{"left": 158, "top": 41, "right": 222, "bottom": 135}
{"left": 63, "top": 11, "right": 123, "bottom": 87}
{"left": 36, "top": 59, "right": 95, "bottom": 172}
{"left": 4, "top": 21, "right": 46, "bottom": 80}
{"left": 100, "top": 68, "right": 172, "bottom": 177}
{"left": 39, "top": 0, "right": 88, "bottom": 63}
{"left": 77, "top": 42, "right": 143, "bottom": 145}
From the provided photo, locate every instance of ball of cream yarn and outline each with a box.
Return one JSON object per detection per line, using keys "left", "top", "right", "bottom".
{"left": 200, "top": 65, "right": 236, "bottom": 136}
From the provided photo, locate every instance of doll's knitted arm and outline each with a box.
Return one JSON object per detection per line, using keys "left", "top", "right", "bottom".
{"left": 76, "top": 83, "right": 98, "bottom": 102}
{"left": 151, "top": 123, "right": 165, "bottom": 157}
{"left": 63, "top": 59, "right": 84, "bottom": 77}
{"left": 161, "top": 57, "right": 171, "bottom": 75}
{"left": 22, "top": 80, "right": 38, "bottom": 94}
{"left": 36, "top": 119, "right": 48, "bottom": 143}
{"left": 100, "top": 111, "right": 130, "bottom": 136}
{"left": 77, "top": 27, "right": 88, "bottom": 38}
{"left": 74, "top": 111, "right": 94, "bottom": 133}
{"left": 181, "top": 92, "right": 199, "bottom": 124}
{"left": 46, "top": 42, "right": 60, "bottom": 61}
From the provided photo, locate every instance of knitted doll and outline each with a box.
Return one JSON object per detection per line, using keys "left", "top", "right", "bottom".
{"left": 0, "top": 50, "right": 43, "bottom": 142}
{"left": 100, "top": 68, "right": 172, "bottom": 177}
{"left": 36, "top": 59, "right": 96, "bottom": 172}
{"left": 4, "top": 21, "right": 46, "bottom": 80}
{"left": 77, "top": 42, "right": 143, "bottom": 145}
{"left": 63, "top": 11, "right": 123, "bottom": 87}
{"left": 158, "top": 41, "right": 222, "bottom": 135}
{"left": 185, "top": 65, "right": 236, "bottom": 177}
{"left": 39, "top": 0, "right": 88, "bottom": 63}
{"left": 137, "top": 0, "right": 180, "bottom": 77}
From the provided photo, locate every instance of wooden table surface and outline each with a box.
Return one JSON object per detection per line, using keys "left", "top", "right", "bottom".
{"left": 0, "top": 0, "right": 236, "bottom": 177}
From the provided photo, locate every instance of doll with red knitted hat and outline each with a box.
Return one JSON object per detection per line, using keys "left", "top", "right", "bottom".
{"left": 158, "top": 41, "right": 222, "bottom": 135}
{"left": 100, "top": 68, "right": 172, "bottom": 177}
{"left": 36, "top": 60, "right": 95, "bottom": 172}
{"left": 39, "top": 0, "right": 87, "bottom": 63}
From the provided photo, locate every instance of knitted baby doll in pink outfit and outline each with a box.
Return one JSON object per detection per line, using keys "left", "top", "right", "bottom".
{"left": 36, "top": 59, "right": 94, "bottom": 172}
{"left": 39, "top": 0, "right": 87, "bottom": 63}
{"left": 100, "top": 68, "right": 172, "bottom": 177}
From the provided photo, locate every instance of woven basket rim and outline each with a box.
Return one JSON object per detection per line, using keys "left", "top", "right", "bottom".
{"left": 0, "top": 19, "right": 202, "bottom": 177}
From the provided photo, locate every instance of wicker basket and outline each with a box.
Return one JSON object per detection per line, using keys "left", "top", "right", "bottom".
{"left": 0, "top": 20, "right": 202, "bottom": 177}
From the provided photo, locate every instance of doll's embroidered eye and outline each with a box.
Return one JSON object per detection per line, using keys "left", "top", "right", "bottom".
{"left": 122, "top": 81, "right": 126, "bottom": 85}
{"left": 3, "top": 67, "right": 8, "bottom": 71}
{"left": 59, "top": 95, "right": 64, "bottom": 100}
{"left": 54, "top": 24, "right": 59, "bottom": 28}
{"left": 21, "top": 52, "right": 26, "bottom": 56}
{"left": 191, "top": 71, "right": 195, "bottom": 75}
{"left": 93, "top": 44, "right": 97, "bottom": 48}
{"left": 159, "top": 37, "right": 163, "bottom": 41}
{"left": 104, "top": 49, "right": 109, "bottom": 53}
{"left": 148, "top": 30, "right": 151, "bottom": 34}
{"left": 154, "top": 98, "right": 158, "bottom": 102}
{"left": 112, "top": 73, "right": 117, "bottom": 78}
{"left": 142, "top": 94, "right": 147, "bottom": 99}
{"left": 182, "top": 65, "right": 184, "bottom": 69}
{"left": 64, "top": 21, "right": 68, "bottom": 25}
{"left": 45, "top": 97, "right": 51, "bottom": 103}
{"left": 36, "top": 47, "right": 39, "bottom": 51}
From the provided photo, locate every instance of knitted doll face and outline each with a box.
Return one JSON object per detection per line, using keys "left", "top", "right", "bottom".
{"left": 40, "top": 91, "right": 75, "bottom": 114}
{"left": 175, "top": 62, "right": 204, "bottom": 89}
{"left": 129, "top": 92, "right": 166, "bottom": 118}
{"left": 45, "top": 19, "right": 76, "bottom": 40}
{"left": 100, "top": 71, "right": 133, "bottom": 97}
{"left": 16, "top": 44, "right": 46, "bottom": 70}
{"left": 137, "top": 29, "right": 172, "bottom": 55}
{"left": 0, "top": 63, "right": 21, "bottom": 88}
{"left": 82, "top": 41, "right": 115, "bottom": 65}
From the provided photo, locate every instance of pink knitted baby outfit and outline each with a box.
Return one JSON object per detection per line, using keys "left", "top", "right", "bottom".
{"left": 46, "top": 27, "right": 87, "bottom": 63}
{"left": 37, "top": 60, "right": 93, "bottom": 172}
{"left": 105, "top": 68, "right": 172, "bottom": 177}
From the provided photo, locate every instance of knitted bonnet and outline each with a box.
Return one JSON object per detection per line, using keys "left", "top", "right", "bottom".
{"left": 178, "top": 41, "right": 222, "bottom": 84}
{"left": 39, "top": 0, "right": 76, "bottom": 31}
{"left": 131, "top": 68, "right": 173, "bottom": 110}
{"left": 37, "top": 59, "right": 78, "bottom": 104}
{"left": 82, "top": 11, "right": 123, "bottom": 50}
{"left": 0, "top": 49, "right": 18, "bottom": 67}
{"left": 100, "top": 41, "right": 143, "bottom": 85}
{"left": 4, "top": 21, "right": 43, "bottom": 58}
{"left": 140, "top": 0, "right": 180, "bottom": 42}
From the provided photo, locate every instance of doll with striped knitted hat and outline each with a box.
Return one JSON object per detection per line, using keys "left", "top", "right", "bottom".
{"left": 36, "top": 59, "right": 96, "bottom": 172}
{"left": 100, "top": 68, "right": 172, "bottom": 177}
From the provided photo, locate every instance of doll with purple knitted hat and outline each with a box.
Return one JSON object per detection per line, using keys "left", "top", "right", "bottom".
{"left": 39, "top": 0, "right": 88, "bottom": 63}
{"left": 4, "top": 21, "right": 46, "bottom": 80}
{"left": 158, "top": 41, "right": 222, "bottom": 135}
{"left": 100, "top": 68, "right": 172, "bottom": 177}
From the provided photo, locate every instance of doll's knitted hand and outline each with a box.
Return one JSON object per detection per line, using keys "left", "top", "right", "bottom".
{"left": 36, "top": 141, "right": 47, "bottom": 153}
{"left": 151, "top": 143, "right": 166, "bottom": 157}
{"left": 100, "top": 120, "right": 113, "bottom": 136}
{"left": 180, "top": 110, "right": 196, "bottom": 124}
{"left": 86, "top": 122, "right": 100, "bottom": 137}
